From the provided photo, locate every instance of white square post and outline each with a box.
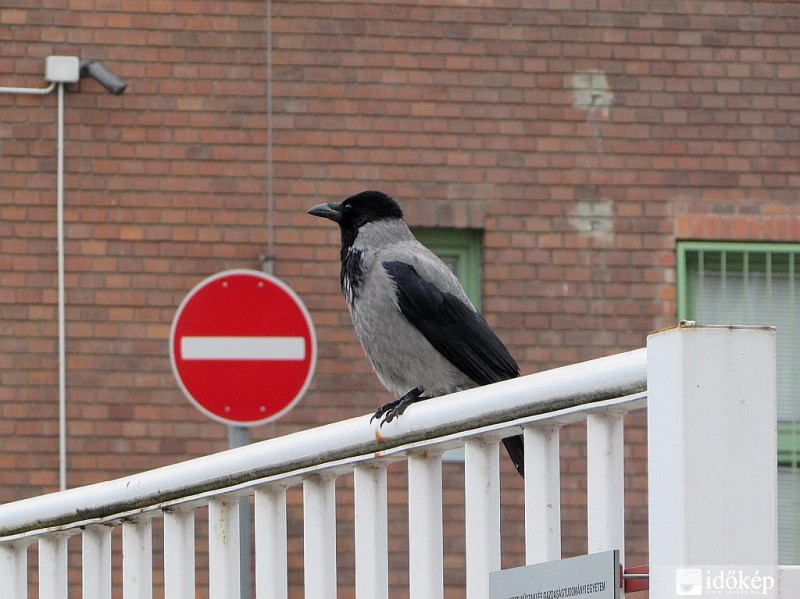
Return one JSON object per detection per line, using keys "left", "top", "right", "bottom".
{"left": 647, "top": 324, "right": 778, "bottom": 597}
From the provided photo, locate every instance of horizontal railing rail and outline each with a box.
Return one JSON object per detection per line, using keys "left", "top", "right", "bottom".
{"left": 0, "top": 348, "right": 646, "bottom": 540}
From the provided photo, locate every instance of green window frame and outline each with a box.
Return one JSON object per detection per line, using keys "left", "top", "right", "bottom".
{"left": 412, "top": 228, "right": 483, "bottom": 310}
{"left": 677, "top": 241, "right": 800, "bottom": 563}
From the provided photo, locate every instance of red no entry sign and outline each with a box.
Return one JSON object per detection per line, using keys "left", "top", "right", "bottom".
{"left": 170, "top": 269, "right": 317, "bottom": 426}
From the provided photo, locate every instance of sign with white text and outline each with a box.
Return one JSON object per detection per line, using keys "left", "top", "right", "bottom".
{"left": 490, "top": 550, "right": 620, "bottom": 599}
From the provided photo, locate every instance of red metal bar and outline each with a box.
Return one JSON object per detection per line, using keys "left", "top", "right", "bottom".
{"left": 622, "top": 564, "right": 649, "bottom": 593}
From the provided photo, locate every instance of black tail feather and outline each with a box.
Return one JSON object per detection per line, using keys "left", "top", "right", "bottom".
{"left": 502, "top": 434, "right": 525, "bottom": 477}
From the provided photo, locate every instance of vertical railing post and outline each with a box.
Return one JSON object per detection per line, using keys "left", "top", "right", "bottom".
{"left": 408, "top": 450, "right": 444, "bottom": 599}
{"left": 647, "top": 325, "right": 778, "bottom": 598}
{"left": 83, "top": 524, "right": 113, "bottom": 599}
{"left": 464, "top": 438, "right": 501, "bottom": 599}
{"left": 164, "top": 507, "right": 195, "bottom": 599}
{"left": 303, "top": 474, "right": 337, "bottom": 599}
{"left": 587, "top": 410, "right": 626, "bottom": 559}
{"left": 209, "top": 497, "right": 242, "bottom": 599}
{"left": 524, "top": 424, "right": 561, "bottom": 564}
{"left": 354, "top": 462, "right": 389, "bottom": 599}
{"left": 39, "top": 534, "right": 69, "bottom": 599}
{"left": 0, "top": 541, "right": 29, "bottom": 599}
{"left": 255, "top": 485, "right": 288, "bottom": 599}
{"left": 122, "top": 517, "right": 153, "bottom": 599}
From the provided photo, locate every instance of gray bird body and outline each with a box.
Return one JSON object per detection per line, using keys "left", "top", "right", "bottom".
{"left": 344, "top": 219, "right": 476, "bottom": 398}
{"left": 308, "top": 190, "right": 525, "bottom": 476}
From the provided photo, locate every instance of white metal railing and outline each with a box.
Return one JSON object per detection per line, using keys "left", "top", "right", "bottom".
{"left": 0, "top": 325, "right": 796, "bottom": 598}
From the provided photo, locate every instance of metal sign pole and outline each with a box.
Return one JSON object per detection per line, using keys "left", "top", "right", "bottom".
{"left": 229, "top": 425, "right": 252, "bottom": 599}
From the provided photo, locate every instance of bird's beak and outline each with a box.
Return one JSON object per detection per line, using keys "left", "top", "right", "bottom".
{"left": 307, "top": 202, "right": 343, "bottom": 223}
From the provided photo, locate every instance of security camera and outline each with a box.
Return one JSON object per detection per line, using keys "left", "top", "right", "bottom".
{"left": 79, "top": 60, "right": 127, "bottom": 95}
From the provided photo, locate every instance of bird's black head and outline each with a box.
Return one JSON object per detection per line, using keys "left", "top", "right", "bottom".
{"left": 309, "top": 191, "right": 404, "bottom": 293}
{"left": 307, "top": 190, "right": 404, "bottom": 232}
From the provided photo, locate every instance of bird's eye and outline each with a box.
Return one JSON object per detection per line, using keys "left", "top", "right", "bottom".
{"left": 343, "top": 204, "right": 353, "bottom": 212}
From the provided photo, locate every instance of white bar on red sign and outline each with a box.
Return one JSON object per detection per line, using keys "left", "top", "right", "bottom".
{"left": 180, "top": 336, "right": 305, "bottom": 360}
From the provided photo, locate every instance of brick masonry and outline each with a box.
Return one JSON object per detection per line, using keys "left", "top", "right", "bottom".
{"left": 1, "top": 1, "right": 799, "bottom": 596}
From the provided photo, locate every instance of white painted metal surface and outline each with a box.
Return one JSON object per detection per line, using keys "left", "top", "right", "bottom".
{"left": 0, "top": 330, "right": 789, "bottom": 597}
{"left": 408, "top": 451, "right": 444, "bottom": 599}
{"left": 779, "top": 566, "right": 800, "bottom": 597}
{"left": 0, "top": 347, "right": 647, "bottom": 538}
{"left": 163, "top": 508, "right": 195, "bottom": 599}
{"left": 464, "top": 438, "right": 501, "bottom": 599}
{"left": 255, "top": 485, "right": 288, "bottom": 599}
{"left": 180, "top": 336, "right": 306, "bottom": 360}
{"left": 56, "top": 81, "right": 67, "bottom": 492}
{"left": 303, "top": 475, "right": 337, "bottom": 599}
{"left": 354, "top": 463, "right": 389, "bottom": 599}
{"left": 587, "top": 410, "right": 626, "bottom": 558}
{"left": 0, "top": 81, "right": 56, "bottom": 95}
{"left": 122, "top": 518, "right": 153, "bottom": 599}
{"left": 209, "top": 498, "right": 241, "bottom": 599}
{"left": 524, "top": 424, "right": 562, "bottom": 564}
{"left": 0, "top": 542, "right": 27, "bottom": 599}
{"left": 39, "top": 535, "right": 68, "bottom": 599}
{"left": 83, "top": 525, "right": 112, "bottom": 599}
{"left": 647, "top": 325, "right": 778, "bottom": 597}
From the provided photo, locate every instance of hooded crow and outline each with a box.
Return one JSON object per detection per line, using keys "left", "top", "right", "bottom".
{"left": 308, "top": 190, "right": 525, "bottom": 477}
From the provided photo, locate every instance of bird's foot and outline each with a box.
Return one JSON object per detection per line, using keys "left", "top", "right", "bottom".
{"left": 370, "top": 398, "right": 401, "bottom": 424}
{"left": 371, "top": 387, "right": 424, "bottom": 426}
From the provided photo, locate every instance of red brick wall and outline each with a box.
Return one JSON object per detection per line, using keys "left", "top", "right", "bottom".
{"left": 1, "top": 1, "right": 799, "bottom": 596}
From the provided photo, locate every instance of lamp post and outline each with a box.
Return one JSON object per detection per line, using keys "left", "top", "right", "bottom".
{"left": 1, "top": 56, "right": 126, "bottom": 491}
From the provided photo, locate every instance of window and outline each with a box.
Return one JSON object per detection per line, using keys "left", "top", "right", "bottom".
{"left": 677, "top": 241, "right": 800, "bottom": 563}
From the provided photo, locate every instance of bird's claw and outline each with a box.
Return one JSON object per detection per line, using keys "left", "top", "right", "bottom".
{"left": 370, "top": 387, "right": 424, "bottom": 427}
{"left": 370, "top": 400, "right": 401, "bottom": 425}
{"left": 379, "top": 403, "right": 405, "bottom": 426}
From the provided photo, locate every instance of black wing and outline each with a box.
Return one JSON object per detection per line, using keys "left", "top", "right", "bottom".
{"left": 383, "top": 260, "right": 519, "bottom": 385}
